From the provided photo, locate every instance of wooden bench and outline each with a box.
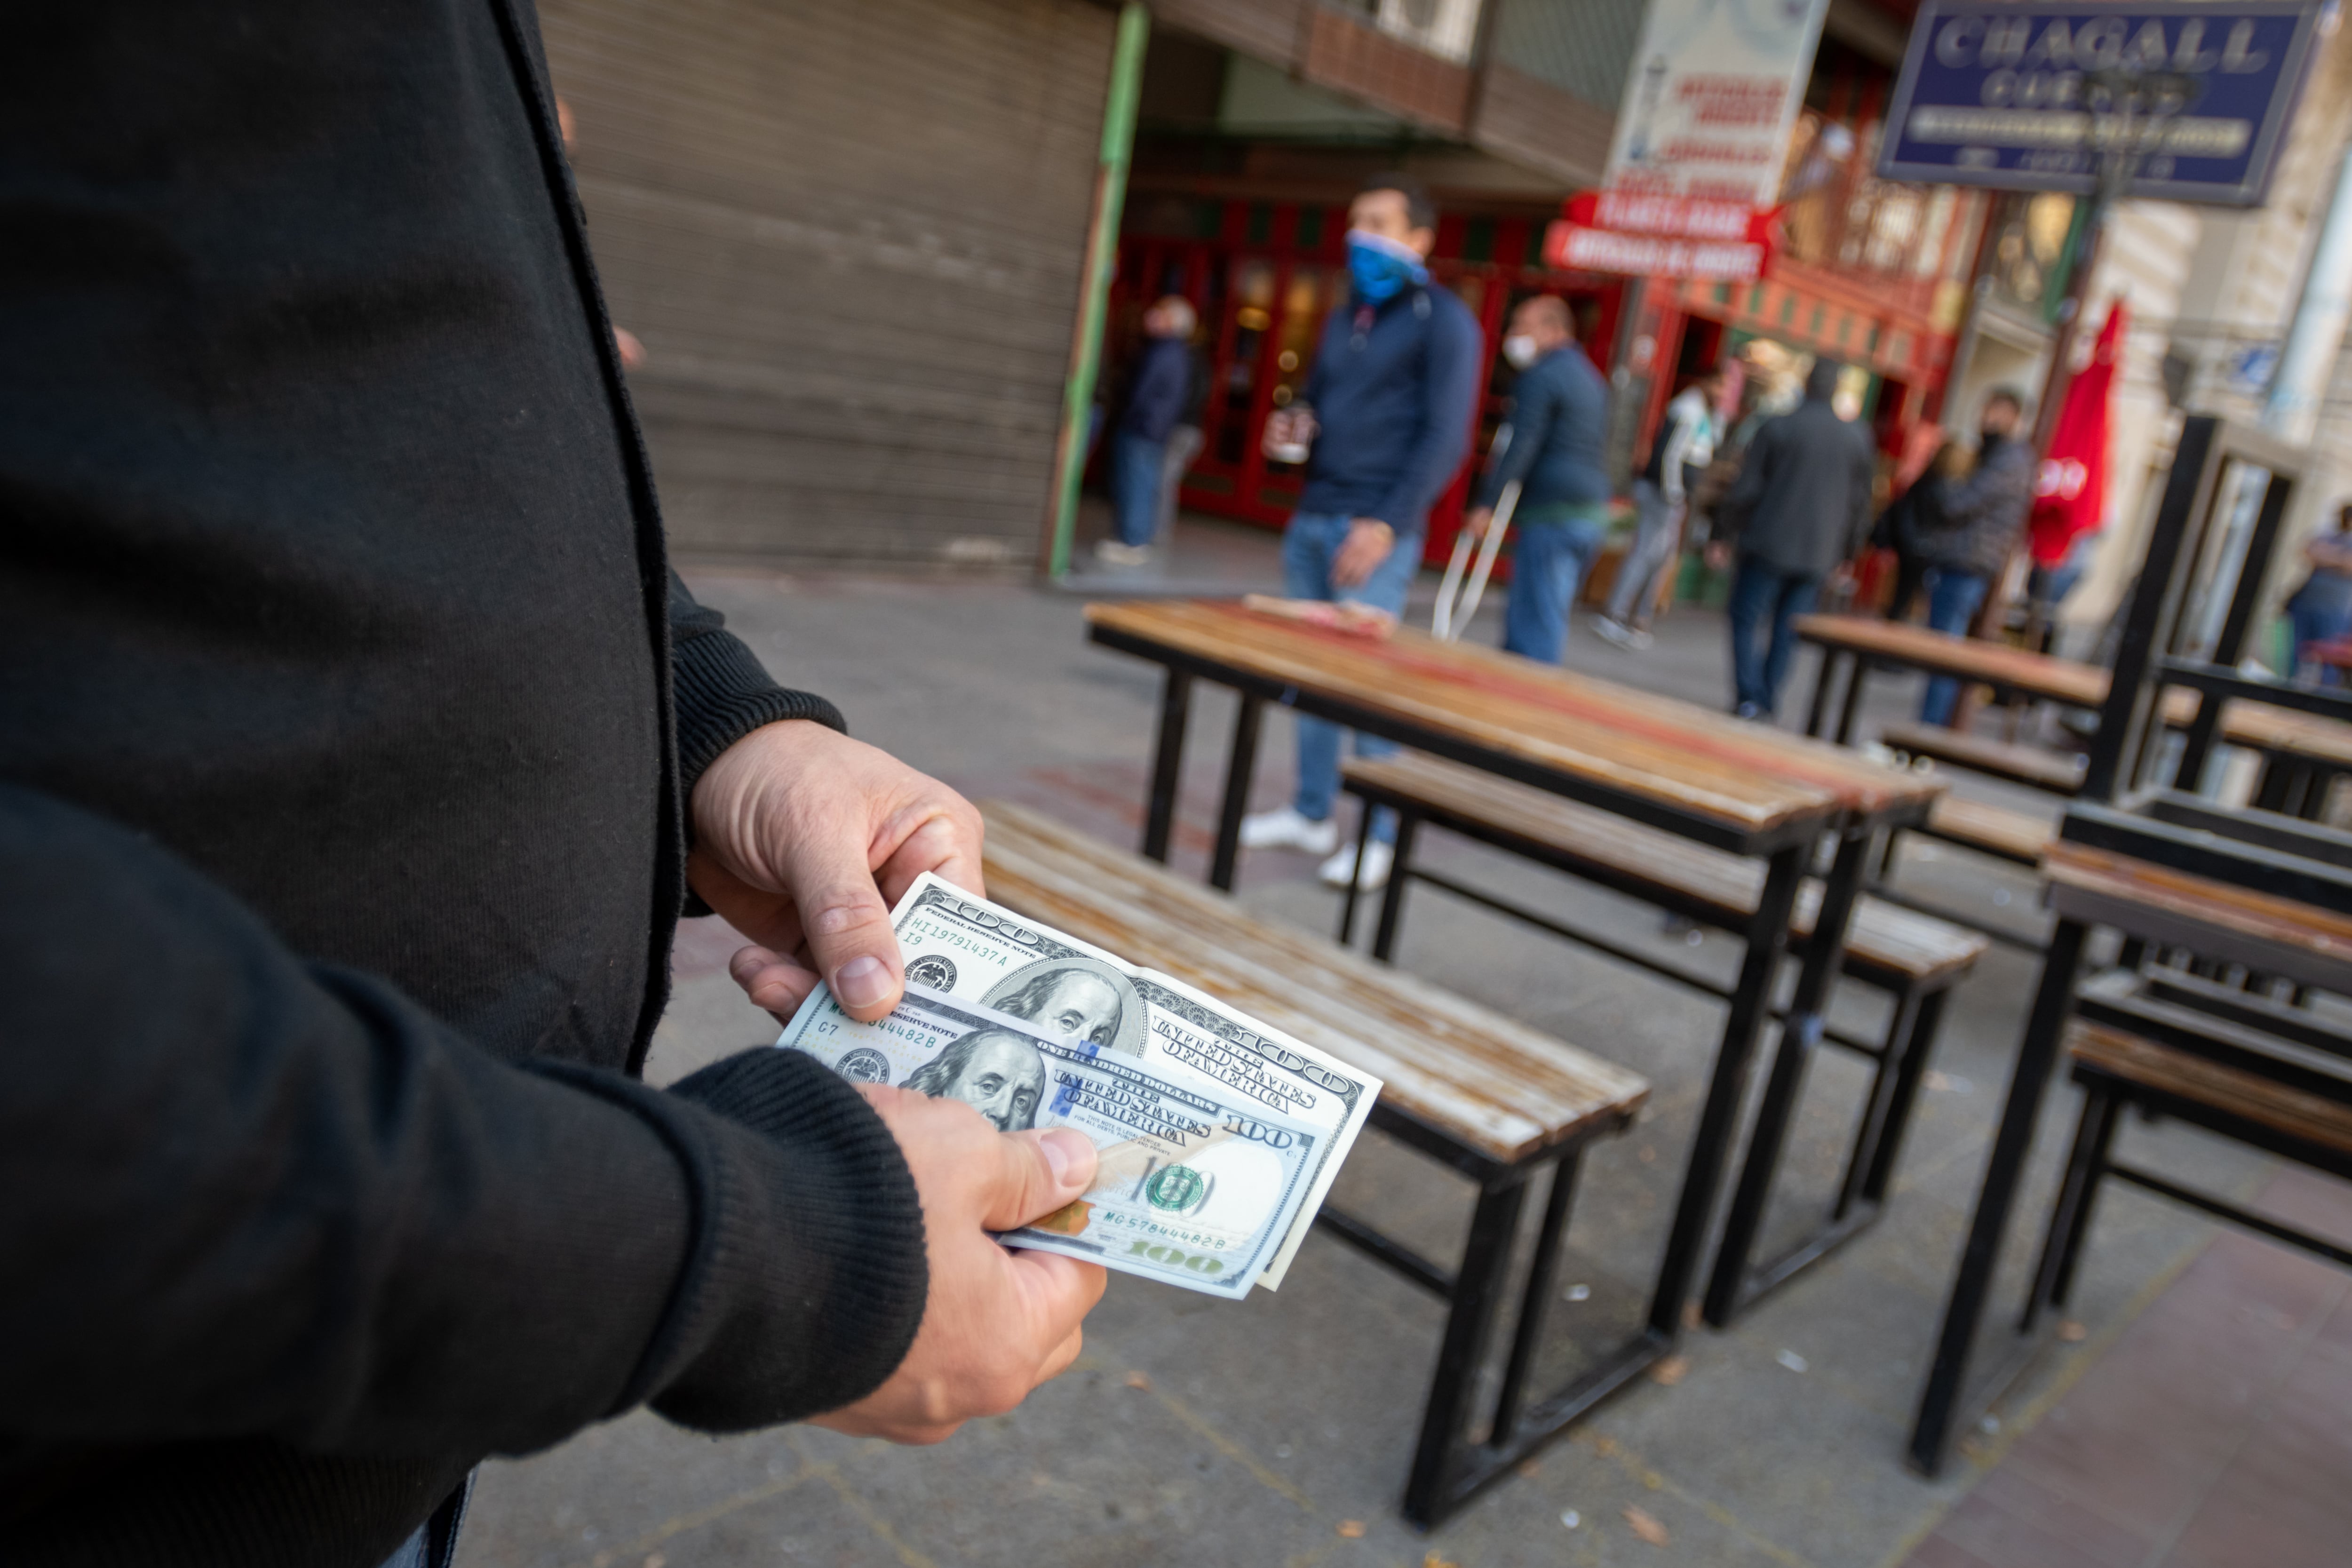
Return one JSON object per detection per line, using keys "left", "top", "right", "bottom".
{"left": 2029, "top": 1019, "right": 2352, "bottom": 1323}
{"left": 1337, "top": 752, "right": 1986, "bottom": 1316}
{"left": 977, "top": 800, "right": 1653, "bottom": 1527}
{"left": 1918, "top": 794, "right": 2053, "bottom": 867}
{"left": 1877, "top": 720, "right": 2087, "bottom": 796}
{"left": 1867, "top": 793, "right": 2058, "bottom": 954}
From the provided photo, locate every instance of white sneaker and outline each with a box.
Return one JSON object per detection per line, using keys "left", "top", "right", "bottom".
{"left": 1094, "top": 540, "right": 1154, "bottom": 568}
{"left": 1319, "top": 837, "right": 1394, "bottom": 891}
{"left": 1238, "top": 805, "right": 1340, "bottom": 854}
{"left": 1593, "top": 616, "right": 1653, "bottom": 651}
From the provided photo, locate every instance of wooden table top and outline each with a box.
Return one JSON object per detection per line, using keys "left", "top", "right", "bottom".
{"left": 2045, "top": 840, "right": 2352, "bottom": 971}
{"left": 1799, "top": 613, "right": 2352, "bottom": 769}
{"left": 980, "top": 800, "right": 1651, "bottom": 1164}
{"left": 1088, "top": 600, "right": 1941, "bottom": 841}
{"left": 1796, "top": 614, "right": 2108, "bottom": 705}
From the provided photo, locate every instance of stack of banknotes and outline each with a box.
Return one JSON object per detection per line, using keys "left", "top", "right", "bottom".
{"left": 776, "top": 872, "right": 1382, "bottom": 1297}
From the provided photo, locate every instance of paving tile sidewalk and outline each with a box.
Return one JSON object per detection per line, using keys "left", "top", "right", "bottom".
{"left": 1905, "top": 1166, "right": 2352, "bottom": 1568}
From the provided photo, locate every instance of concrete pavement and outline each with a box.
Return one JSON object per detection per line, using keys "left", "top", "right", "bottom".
{"left": 458, "top": 522, "right": 2280, "bottom": 1568}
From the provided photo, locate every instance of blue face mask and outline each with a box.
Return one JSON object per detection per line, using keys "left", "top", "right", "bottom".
{"left": 1347, "top": 230, "right": 1428, "bottom": 304}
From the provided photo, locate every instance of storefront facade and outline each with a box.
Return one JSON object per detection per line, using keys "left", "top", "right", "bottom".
{"left": 1112, "top": 195, "right": 1624, "bottom": 567}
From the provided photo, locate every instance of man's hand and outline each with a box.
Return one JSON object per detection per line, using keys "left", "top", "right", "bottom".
{"left": 1332, "top": 518, "right": 1396, "bottom": 589}
{"left": 691, "top": 720, "right": 983, "bottom": 1023}
{"left": 813, "top": 1087, "right": 1108, "bottom": 1443}
{"left": 1463, "top": 506, "right": 1496, "bottom": 542}
{"left": 1705, "top": 541, "right": 1733, "bottom": 572}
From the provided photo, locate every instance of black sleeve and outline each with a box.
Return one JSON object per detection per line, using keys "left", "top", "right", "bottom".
{"left": 1717, "top": 422, "right": 1775, "bottom": 548}
{"left": 0, "top": 786, "right": 926, "bottom": 1458}
{"left": 670, "top": 571, "right": 846, "bottom": 794}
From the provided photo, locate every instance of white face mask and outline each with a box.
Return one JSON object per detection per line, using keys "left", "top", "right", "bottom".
{"left": 1502, "top": 334, "right": 1542, "bottom": 369}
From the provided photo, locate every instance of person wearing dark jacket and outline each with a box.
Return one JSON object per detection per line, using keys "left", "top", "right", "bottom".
{"left": 1915, "top": 389, "right": 2035, "bottom": 724}
{"left": 1465, "top": 294, "right": 1613, "bottom": 665}
{"left": 1097, "top": 296, "right": 1198, "bottom": 568}
{"left": 2, "top": 9, "right": 1105, "bottom": 1566}
{"left": 1239, "top": 173, "right": 1483, "bottom": 894}
{"left": 1716, "top": 360, "right": 1878, "bottom": 718}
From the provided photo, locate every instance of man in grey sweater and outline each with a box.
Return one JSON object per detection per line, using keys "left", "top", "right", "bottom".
{"left": 1715, "top": 360, "right": 1877, "bottom": 718}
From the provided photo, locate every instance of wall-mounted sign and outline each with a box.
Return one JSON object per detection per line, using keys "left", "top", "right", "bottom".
{"left": 1546, "top": 0, "right": 1831, "bottom": 280}
{"left": 1878, "top": 1, "right": 2324, "bottom": 206}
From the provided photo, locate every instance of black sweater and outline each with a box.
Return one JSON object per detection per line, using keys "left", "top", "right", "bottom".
{"left": 1, "top": 4, "right": 927, "bottom": 1562}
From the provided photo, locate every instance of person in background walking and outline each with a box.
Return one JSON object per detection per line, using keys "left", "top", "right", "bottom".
{"left": 2286, "top": 502, "right": 2352, "bottom": 684}
{"left": 1154, "top": 319, "right": 1209, "bottom": 550}
{"left": 1097, "top": 295, "right": 1198, "bottom": 569}
{"left": 1712, "top": 358, "right": 1875, "bottom": 719}
{"left": 1465, "top": 294, "right": 1612, "bottom": 665}
{"left": 1914, "top": 388, "right": 2034, "bottom": 725}
{"left": 1597, "top": 363, "right": 1722, "bottom": 650}
{"left": 1239, "top": 172, "right": 1482, "bottom": 893}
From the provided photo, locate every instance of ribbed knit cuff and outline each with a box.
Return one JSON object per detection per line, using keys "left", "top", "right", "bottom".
{"left": 576, "top": 1050, "right": 926, "bottom": 1431}
{"left": 671, "top": 628, "right": 846, "bottom": 797}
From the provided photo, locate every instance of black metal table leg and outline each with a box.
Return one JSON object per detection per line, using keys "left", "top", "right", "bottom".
{"left": 1835, "top": 653, "right": 1870, "bottom": 746}
{"left": 1402, "top": 1171, "right": 1531, "bottom": 1528}
{"left": 1854, "top": 987, "right": 1948, "bottom": 1210}
{"left": 1371, "top": 811, "right": 1421, "bottom": 963}
{"left": 1833, "top": 987, "right": 1924, "bottom": 1223}
{"left": 1703, "top": 828, "right": 1875, "bottom": 1326}
{"left": 1804, "top": 647, "right": 1842, "bottom": 738}
{"left": 1908, "top": 915, "right": 2090, "bottom": 1475}
{"left": 2026, "top": 1084, "right": 2120, "bottom": 1328}
{"left": 1140, "top": 668, "right": 1193, "bottom": 863}
{"left": 1208, "top": 693, "right": 1263, "bottom": 891}
{"left": 1647, "top": 842, "right": 1807, "bottom": 1337}
{"left": 1337, "top": 786, "right": 1370, "bottom": 946}
{"left": 1490, "top": 1151, "right": 1581, "bottom": 1443}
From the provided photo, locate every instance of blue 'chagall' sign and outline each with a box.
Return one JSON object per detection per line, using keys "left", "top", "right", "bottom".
{"left": 1879, "top": 1, "right": 2324, "bottom": 206}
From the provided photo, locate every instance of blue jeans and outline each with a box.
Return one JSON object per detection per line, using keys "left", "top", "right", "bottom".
{"left": 1605, "top": 479, "right": 1683, "bottom": 627}
{"left": 1726, "top": 556, "right": 1820, "bottom": 716}
{"left": 1111, "top": 430, "right": 1166, "bottom": 548}
{"left": 1503, "top": 508, "right": 1611, "bottom": 665}
{"left": 1919, "top": 568, "right": 1991, "bottom": 724}
{"left": 1283, "top": 511, "right": 1421, "bottom": 842}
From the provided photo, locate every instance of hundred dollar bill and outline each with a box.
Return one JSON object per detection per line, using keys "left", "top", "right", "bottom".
{"left": 777, "top": 983, "right": 1319, "bottom": 1296}
{"left": 869, "top": 871, "right": 1382, "bottom": 1291}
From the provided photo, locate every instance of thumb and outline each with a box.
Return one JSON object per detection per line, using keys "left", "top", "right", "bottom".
{"left": 984, "top": 1128, "right": 1099, "bottom": 1233}
{"left": 778, "top": 831, "right": 902, "bottom": 1020}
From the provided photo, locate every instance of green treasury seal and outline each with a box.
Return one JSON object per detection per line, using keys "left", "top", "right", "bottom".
{"left": 1144, "top": 1163, "right": 1208, "bottom": 1213}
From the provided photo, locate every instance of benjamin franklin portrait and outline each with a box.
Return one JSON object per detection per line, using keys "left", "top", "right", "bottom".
{"left": 982, "top": 955, "right": 1146, "bottom": 1057}
{"left": 902, "top": 1027, "right": 1048, "bottom": 1132}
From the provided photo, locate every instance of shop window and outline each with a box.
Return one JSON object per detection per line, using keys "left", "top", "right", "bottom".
{"left": 1295, "top": 207, "right": 1324, "bottom": 250}
{"left": 1462, "top": 217, "right": 1494, "bottom": 263}
{"left": 1246, "top": 204, "right": 1273, "bottom": 245}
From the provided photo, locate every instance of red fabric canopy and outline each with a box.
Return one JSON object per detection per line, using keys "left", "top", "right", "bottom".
{"left": 2028, "top": 302, "right": 2127, "bottom": 565}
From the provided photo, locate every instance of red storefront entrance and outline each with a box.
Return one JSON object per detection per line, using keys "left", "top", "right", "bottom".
{"left": 1111, "top": 199, "right": 1624, "bottom": 570}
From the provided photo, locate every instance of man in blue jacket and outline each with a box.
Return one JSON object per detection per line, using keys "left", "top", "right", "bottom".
{"left": 1466, "top": 294, "right": 1612, "bottom": 664}
{"left": 1239, "top": 174, "right": 1484, "bottom": 893}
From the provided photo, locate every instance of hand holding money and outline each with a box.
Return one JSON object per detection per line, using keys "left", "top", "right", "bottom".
{"left": 689, "top": 718, "right": 985, "bottom": 1021}
{"left": 811, "top": 1086, "right": 1105, "bottom": 1444}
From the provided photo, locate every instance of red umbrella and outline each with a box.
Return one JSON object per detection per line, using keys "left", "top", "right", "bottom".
{"left": 2029, "top": 302, "right": 2127, "bottom": 565}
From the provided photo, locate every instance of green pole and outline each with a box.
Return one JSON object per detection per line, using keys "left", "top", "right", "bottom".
{"left": 1046, "top": 0, "right": 1149, "bottom": 579}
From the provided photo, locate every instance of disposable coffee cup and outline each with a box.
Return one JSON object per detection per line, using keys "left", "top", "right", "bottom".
{"left": 1267, "top": 440, "right": 1311, "bottom": 465}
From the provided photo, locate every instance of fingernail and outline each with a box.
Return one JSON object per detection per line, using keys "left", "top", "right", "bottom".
{"left": 832, "top": 956, "right": 893, "bottom": 1010}
{"left": 1040, "top": 1129, "right": 1094, "bottom": 1187}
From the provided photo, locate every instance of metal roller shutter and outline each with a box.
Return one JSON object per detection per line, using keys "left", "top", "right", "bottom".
{"left": 539, "top": 0, "right": 1114, "bottom": 566}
